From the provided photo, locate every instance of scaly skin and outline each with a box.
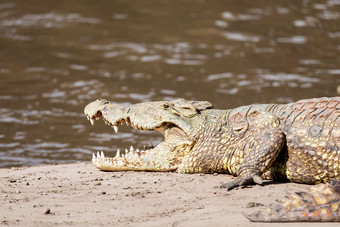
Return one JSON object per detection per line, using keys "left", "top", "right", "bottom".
{"left": 245, "top": 179, "right": 340, "bottom": 222}
{"left": 84, "top": 97, "right": 340, "bottom": 183}
{"left": 84, "top": 97, "right": 340, "bottom": 221}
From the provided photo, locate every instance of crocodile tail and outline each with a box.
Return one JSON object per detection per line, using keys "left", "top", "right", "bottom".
{"left": 245, "top": 180, "right": 340, "bottom": 222}
{"left": 245, "top": 202, "right": 340, "bottom": 222}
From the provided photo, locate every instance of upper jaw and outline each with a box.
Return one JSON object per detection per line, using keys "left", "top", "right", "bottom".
{"left": 84, "top": 99, "right": 197, "bottom": 150}
{"left": 84, "top": 105, "right": 170, "bottom": 135}
{"left": 84, "top": 99, "right": 192, "bottom": 136}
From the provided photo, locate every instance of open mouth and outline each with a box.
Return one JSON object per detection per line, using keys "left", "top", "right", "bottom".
{"left": 85, "top": 110, "right": 185, "bottom": 164}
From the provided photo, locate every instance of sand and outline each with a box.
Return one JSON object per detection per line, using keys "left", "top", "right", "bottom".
{"left": 0, "top": 163, "right": 337, "bottom": 226}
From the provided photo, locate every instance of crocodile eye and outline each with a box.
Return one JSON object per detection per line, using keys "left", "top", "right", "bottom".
{"left": 104, "top": 101, "right": 110, "bottom": 104}
{"left": 163, "top": 103, "right": 170, "bottom": 109}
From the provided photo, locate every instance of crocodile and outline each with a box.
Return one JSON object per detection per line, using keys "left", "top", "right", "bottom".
{"left": 84, "top": 97, "right": 340, "bottom": 222}
{"left": 84, "top": 97, "right": 340, "bottom": 186}
{"left": 245, "top": 179, "right": 340, "bottom": 222}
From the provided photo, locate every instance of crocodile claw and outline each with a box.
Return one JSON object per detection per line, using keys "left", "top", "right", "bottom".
{"left": 220, "top": 174, "right": 263, "bottom": 191}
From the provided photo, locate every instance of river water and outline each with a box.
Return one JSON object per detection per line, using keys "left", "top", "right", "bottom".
{"left": 1, "top": 0, "right": 340, "bottom": 167}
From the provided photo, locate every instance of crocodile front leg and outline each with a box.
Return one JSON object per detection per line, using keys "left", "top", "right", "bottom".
{"left": 221, "top": 112, "right": 285, "bottom": 190}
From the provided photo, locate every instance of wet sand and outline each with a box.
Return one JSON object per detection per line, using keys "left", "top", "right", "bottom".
{"left": 1, "top": 163, "right": 337, "bottom": 226}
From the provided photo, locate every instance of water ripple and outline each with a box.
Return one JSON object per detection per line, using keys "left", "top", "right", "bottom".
{"left": 277, "top": 36, "right": 307, "bottom": 44}
{"left": 207, "top": 72, "right": 233, "bottom": 81}
{"left": 261, "top": 73, "right": 320, "bottom": 83}
{"left": 1, "top": 13, "right": 101, "bottom": 28}
{"left": 223, "top": 32, "right": 261, "bottom": 42}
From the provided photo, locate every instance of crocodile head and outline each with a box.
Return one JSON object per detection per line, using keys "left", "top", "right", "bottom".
{"left": 84, "top": 98, "right": 213, "bottom": 171}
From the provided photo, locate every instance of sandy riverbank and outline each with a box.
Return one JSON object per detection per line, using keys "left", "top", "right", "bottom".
{"left": 0, "top": 163, "right": 337, "bottom": 226}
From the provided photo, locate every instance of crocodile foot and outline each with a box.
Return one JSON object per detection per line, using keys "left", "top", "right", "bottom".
{"left": 220, "top": 174, "right": 263, "bottom": 191}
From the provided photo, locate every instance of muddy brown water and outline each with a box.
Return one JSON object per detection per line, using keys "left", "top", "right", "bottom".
{"left": 0, "top": 0, "right": 340, "bottom": 167}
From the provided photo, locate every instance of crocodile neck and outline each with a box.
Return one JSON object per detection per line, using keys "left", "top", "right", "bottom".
{"left": 184, "top": 104, "right": 281, "bottom": 175}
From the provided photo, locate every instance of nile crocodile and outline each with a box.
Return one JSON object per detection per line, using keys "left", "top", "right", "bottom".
{"left": 84, "top": 97, "right": 340, "bottom": 221}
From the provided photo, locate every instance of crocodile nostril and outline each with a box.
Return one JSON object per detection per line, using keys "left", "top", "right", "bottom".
{"left": 95, "top": 111, "right": 102, "bottom": 117}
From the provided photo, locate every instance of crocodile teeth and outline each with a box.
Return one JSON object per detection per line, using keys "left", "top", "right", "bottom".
{"left": 113, "top": 126, "right": 118, "bottom": 133}
{"left": 101, "top": 151, "right": 105, "bottom": 158}
{"left": 116, "top": 149, "right": 120, "bottom": 157}
{"left": 90, "top": 118, "right": 95, "bottom": 126}
{"left": 130, "top": 146, "right": 134, "bottom": 152}
{"left": 97, "top": 151, "right": 100, "bottom": 158}
{"left": 92, "top": 153, "right": 96, "bottom": 161}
